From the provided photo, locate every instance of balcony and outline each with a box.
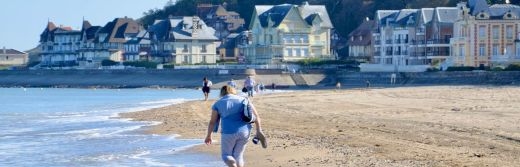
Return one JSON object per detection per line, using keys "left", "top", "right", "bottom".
{"left": 374, "top": 40, "right": 381, "bottom": 45}
{"left": 385, "top": 40, "right": 392, "bottom": 44}
{"left": 426, "top": 51, "right": 450, "bottom": 57}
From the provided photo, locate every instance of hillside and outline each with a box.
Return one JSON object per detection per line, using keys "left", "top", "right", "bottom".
{"left": 139, "top": 0, "right": 519, "bottom": 40}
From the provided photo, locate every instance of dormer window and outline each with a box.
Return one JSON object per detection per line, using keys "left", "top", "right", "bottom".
{"left": 477, "top": 12, "right": 489, "bottom": 19}
{"left": 351, "top": 36, "right": 354, "bottom": 41}
{"left": 504, "top": 12, "right": 516, "bottom": 19}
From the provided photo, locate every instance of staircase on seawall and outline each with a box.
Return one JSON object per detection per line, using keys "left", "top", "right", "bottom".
{"left": 290, "top": 73, "right": 309, "bottom": 88}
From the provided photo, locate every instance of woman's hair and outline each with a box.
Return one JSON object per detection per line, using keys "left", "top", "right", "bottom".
{"left": 220, "top": 85, "right": 236, "bottom": 97}
{"left": 203, "top": 77, "right": 207, "bottom": 81}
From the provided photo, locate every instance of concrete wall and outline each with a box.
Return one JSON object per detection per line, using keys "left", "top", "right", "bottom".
{"left": 1, "top": 69, "right": 520, "bottom": 89}
{"left": 336, "top": 71, "right": 520, "bottom": 88}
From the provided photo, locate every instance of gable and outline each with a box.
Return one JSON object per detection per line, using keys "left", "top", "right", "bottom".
{"left": 280, "top": 7, "right": 310, "bottom": 28}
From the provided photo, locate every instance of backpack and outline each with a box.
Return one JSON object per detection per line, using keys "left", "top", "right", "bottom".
{"left": 213, "top": 97, "right": 255, "bottom": 132}
{"left": 241, "top": 98, "right": 256, "bottom": 123}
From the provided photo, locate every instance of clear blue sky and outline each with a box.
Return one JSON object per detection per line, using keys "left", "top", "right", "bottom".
{"left": 0, "top": 0, "right": 169, "bottom": 51}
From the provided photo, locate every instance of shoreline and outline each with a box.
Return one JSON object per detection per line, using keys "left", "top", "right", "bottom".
{"left": 120, "top": 86, "right": 520, "bottom": 166}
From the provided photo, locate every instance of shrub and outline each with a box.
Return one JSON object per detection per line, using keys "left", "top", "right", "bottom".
{"left": 426, "top": 67, "right": 440, "bottom": 72}
{"left": 505, "top": 64, "right": 520, "bottom": 71}
{"left": 490, "top": 67, "right": 504, "bottom": 71}
{"left": 123, "top": 61, "right": 158, "bottom": 69}
{"left": 27, "top": 61, "right": 41, "bottom": 67}
{"left": 163, "top": 64, "right": 175, "bottom": 69}
{"left": 446, "top": 66, "right": 475, "bottom": 71}
{"left": 101, "top": 59, "right": 119, "bottom": 66}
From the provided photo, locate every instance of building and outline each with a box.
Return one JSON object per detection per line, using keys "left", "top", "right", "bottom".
{"left": 450, "top": 0, "right": 520, "bottom": 68}
{"left": 0, "top": 47, "right": 28, "bottom": 66}
{"left": 124, "top": 30, "right": 152, "bottom": 62}
{"left": 39, "top": 17, "right": 142, "bottom": 68}
{"left": 39, "top": 22, "right": 82, "bottom": 67}
{"left": 218, "top": 33, "right": 251, "bottom": 62}
{"left": 148, "top": 16, "right": 218, "bottom": 64}
{"left": 242, "top": 2, "right": 334, "bottom": 64}
{"left": 197, "top": 4, "right": 246, "bottom": 40}
{"left": 368, "top": 7, "right": 458, "bottom": 72}
{"left": 348, "top": 20, "right": 375, "bottom": 62}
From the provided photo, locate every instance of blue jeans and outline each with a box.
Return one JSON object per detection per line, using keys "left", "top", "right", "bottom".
{"left": 246, "top": 86, "right": 254, "bottom": 97}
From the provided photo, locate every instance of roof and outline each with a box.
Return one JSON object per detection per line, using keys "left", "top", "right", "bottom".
{"left": 435, "top": 7, "right": 458, "bottom": 23}
{"left": 394, "top": 9, "right": 419, "bottom": 26}
{"left": 468, "top": 0, "right": 489, "bottom": 15}
{"left": 489, "top": 4, "right": 520, "bottom": 18}
{"left": 420, "top": 8, "right": 434, "bottom": 24}
{"left": 98, "top": 17, "right": 142, "bottom": 43}
{"left": 255, "top": 3, "right": 333, "bottom": 28}
{"left": 39, "top": 22, "right": 57, "bottom": 42}
{"left": 348, "top": 21, "right": 375, "bottom": 46}
{"left": 149, "top": 16, "right": 218, "bottom": 41}
{"left": 376, "top": 10, "right": 399, "bottom": 26}
{"left": 1, "top": 48, "right": 26, "bottom": 55}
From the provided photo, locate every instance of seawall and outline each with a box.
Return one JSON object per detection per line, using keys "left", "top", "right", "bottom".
{"left": 1, "top": 70, "right": 520, "bottom": 89}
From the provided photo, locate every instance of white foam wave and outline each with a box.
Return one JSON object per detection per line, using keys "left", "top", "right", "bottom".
{"left": 130, "top": 150, "right": 170, "bottom": 167}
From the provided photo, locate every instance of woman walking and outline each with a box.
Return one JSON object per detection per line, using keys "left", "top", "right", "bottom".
{"left": 205, "top": 86, "right": 264, "bottom": 167}
{"left": 202, "top": 77, "right": 213, "bottom": 101}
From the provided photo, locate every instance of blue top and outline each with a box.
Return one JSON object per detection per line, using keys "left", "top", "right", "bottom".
{"left": 212, "top": 94, "right": 252, "bottom": 134}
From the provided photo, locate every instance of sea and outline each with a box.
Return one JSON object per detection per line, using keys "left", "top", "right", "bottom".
{"left": 0, "top": 88, "right": 225, "bottom": 167}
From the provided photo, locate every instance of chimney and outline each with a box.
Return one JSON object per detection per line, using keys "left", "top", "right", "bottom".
{"left": 192, "top": 16, "right": 200, "bottom": 37}
{"left": 298, "top": 1, "right": 309, "bottom": 16}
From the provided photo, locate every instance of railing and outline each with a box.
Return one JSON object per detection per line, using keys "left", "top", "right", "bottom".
{"left": 426, "top": 51, "right": 450, "bottom": 56}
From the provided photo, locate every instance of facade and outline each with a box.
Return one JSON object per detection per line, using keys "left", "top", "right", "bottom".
{"left": 218, "top": 33, "right": 250, "bottom": 61}
{"left": 124, "top": 30, "right": 152, "bottom": 62}
{"left": 39, "top": 22, "right": 81, "bottom": 67}
{"left": 369, "top": 7, "right": 458, "bottom": 71}
{"left": 148, "top": 16, "right": 218, "bottom": 64}
{"left": 348, "top": 20, "right": 375, "bottom": 62}
{"left": 39, "top": 18, "right": 142, "bottom": 68}
{"left": 0, "top": 47, "right": 28, "bottom": 66}
{"left": 450, "top": 0, "right": 520, "bottom": 67}
{"left": 242, "top": 2, "right": 333, "bottom": 64}
{"left": 197, "top": 4, "right": 246, "bottom": 40}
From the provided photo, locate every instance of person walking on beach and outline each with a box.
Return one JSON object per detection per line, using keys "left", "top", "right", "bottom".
{"left": 335, "top": 81, "right": 341, "bottom": 90}
{"left": 202, "top": 77, "right": 213, "bottom": 101}
{"left": 227, "top": 79, "right": 237, "bottom": 88}
{"left": 205, "top": 85, "right": 264, "bottom": 167}
{"left": 244, "top": 76, "right": 255, "bottom": 97}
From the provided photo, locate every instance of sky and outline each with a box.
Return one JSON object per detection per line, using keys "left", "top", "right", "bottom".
{"left": 0, "top": 0, "right": 169, "bottom": 51}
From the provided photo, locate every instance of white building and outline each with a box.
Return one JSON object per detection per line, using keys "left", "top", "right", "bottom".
{"left": 149, "top": 16, "right": 218, "bottom": 64}
{"left": 242, "top": 2, "right": 333, "bottom": 64}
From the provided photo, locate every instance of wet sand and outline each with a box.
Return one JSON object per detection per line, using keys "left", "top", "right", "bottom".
{"left": 120, "top": 86, "right": 520, "bottom": 166}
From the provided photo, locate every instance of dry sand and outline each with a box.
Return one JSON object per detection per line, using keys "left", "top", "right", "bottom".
{"left": 119, "top": 86, "right": 520, "bottom": 167}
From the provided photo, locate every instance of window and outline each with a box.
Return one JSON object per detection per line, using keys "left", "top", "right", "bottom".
{"left": 287, "top": 48, "right": 293, "bottom": 57}
{"left": 507, "top": 44, "right": 513, "bottom": 56}
{"left": 303, "top": 49, "right": 308, "bottom": 57}
{"left": 183, "top": 56, "right": 189, "bottom": 63}
{"left": 492, "top": 44, "right": 499, "bottom": 56}
{"left": 201, "top": 44, "right": 207, "bottom": 53}
{"left": 295, "top": 48, "right": 301, "bottom": 57}
{"left": 479, "top": 45, "right": 486, "bottom": 56}
{"left": 202, "top": 56, "right": 206, "bottom": 63}
{"left": 183, "top": 44, "right": 188, "bottom": 52}
{"left": 479, "top": 26, "right": 486, "bottom": 38}
{"left": 506, "top": 26, "right": 514, "bottom": 39}
{"left": 6, "top": 56, "right": 8, "bottom": 60}
{"left": 459, "top": 45, "right": 465, "bottom": 57}
{"left": 492, "top": 26, "right": 500, "bottom": 39}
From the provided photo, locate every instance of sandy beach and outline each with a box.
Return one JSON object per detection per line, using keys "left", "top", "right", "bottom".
{"left": 120, "top": 86, "right": 520, "bottom": 166}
